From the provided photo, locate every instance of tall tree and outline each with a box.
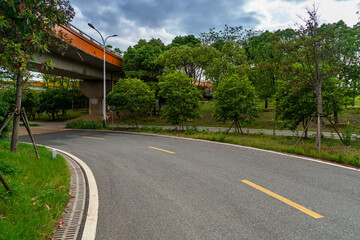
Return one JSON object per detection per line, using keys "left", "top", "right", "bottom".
{"left": 205, "top": 41, "right": 249, "bottom": 87}
{"left": 199, "top": 25, "right": 249, "bottom": 50}
{"left": 0, "top": 0, "right": 74, "bottom": 152}
{"left": 279, "top": 5, "right": 338, "bottom": 151}
{"left": 166, "top": 35, "right": 201, "bottom": 49}
{"left": 156, "top": 45, "right": 220, "bottom": 87}
{"left": 123, "top": 39, "right": 164, "bottom": 82}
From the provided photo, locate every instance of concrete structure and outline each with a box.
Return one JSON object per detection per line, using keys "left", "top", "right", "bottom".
{"left": 30, "top": 24, "right": 123, "bottom": 116}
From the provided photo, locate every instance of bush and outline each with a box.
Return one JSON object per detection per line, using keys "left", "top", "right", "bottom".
{"left": 65, "top": 120, "right": 102, "bottom": 129}
{"left": 342, "top": 124, "right": 353, "bottom": 146}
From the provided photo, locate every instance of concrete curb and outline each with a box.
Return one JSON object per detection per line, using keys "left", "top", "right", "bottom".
{"left": 45, "top": 146, "right": 99, "bottom": 240}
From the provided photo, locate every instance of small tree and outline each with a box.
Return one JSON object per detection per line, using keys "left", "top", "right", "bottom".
{"left": 213, "top": 73, "right": 259, "bottom": 134}
{"left": 159, "top": 71, "right": 202, "bottom": 129}
{"left": 38, "top": 88, "right": 71, "bottom": 121}
{"left": 0, "top": 0, "right": 74, "bottom": 152}
{"left": 107, "top": 78, "right": 155, "bottom": 127}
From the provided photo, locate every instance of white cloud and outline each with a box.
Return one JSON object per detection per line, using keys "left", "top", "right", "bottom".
{"left": 244, "top": 0, "right": 360, "bottom": 31}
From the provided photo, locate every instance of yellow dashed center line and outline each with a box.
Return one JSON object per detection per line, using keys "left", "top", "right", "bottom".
{"left": 148, "top": 146, "right": 175, "bottom": 154}
{"left": 83, "top": 136, "right": 105, "bottom": 140}
{"left": 242, "top": 180, "right": 324, "bottom": 219}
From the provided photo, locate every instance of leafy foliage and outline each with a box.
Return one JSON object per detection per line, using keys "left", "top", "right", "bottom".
{"left": 156, "top": 45, "right": 220, "bottom": 86}
{"left": 213, "top": 73, "right": 259, "bottom": 125}
{"left": 205, "top": 41, "right": 249, "bottom": 86}
{"left": 159, "top": 71, "right": 202, "bottom": 129}
{"left": 107, "top": 78, "right": 155, "bottom": 127}
{"left": 37, "top": 88, "right": 72, "bottom": 120}
{"left": 0, "top": 0, "right": 74, "bottom": 73}
{"left": 123, "top": 39, "right": 165, "bottom": 81}
{"left": 167, "top": 35, "right": 201, "bottom": 49}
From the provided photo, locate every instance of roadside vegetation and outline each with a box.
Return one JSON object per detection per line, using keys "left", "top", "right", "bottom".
{"left": 0, "top": 140, "right": 70, "bottom": 239}
{"left": 65, "top": 119, "right": 360, "bottom": 167}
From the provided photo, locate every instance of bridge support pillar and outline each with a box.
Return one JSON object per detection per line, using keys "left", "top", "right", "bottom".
{"left": 80, "top": 80, "right": 112, "bottom": 117}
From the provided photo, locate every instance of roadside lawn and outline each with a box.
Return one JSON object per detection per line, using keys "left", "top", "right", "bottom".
{"left": 113, "top": 97, "right": 360, "bottom": 134}
{"left": 65, "top": 119, "right": 360, "bottom": 168}
{"left": 0, "top": 141, "right": 70, "bottom": 240}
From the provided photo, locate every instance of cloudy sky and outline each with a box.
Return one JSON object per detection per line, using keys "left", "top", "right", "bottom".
{"left": 69, "top": 0, "right": 360, "bottom": 51}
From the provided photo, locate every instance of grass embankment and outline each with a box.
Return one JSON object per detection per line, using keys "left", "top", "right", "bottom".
{"left": 32, "top": 109, "right": 88, "bottom": 122}
{"left": 66, "top": 119, "right": 360, "bottom": 167}
{"left": 0, "top": 141, "right": 70, "bottom": 240}
{"left": 114, "top": 97, "right": 360, "bottom": 134}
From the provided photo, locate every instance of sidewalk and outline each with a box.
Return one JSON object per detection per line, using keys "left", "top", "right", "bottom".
{"left": 113, "top": 124, "right": 359, "bottom": 140}
{"left": 19, "top": 121, "right": 69, "bottom": 136}
{"left": 19, "top": 121, "right": 359, "bottom": 140}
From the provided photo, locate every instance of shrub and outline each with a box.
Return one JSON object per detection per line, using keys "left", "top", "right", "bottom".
{"left": 65, "top": 120, "right": 102, "bottom": 129}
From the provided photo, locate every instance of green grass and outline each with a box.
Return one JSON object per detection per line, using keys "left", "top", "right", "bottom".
{"left": 106, "top": 127, "right": 360, "bottom": 168}
{"left": 32, "top": 109, "right": 88, "bottom": 122}
{"left": 65, "top": 119, "right": 103, "bottom": 129}
{"left": 114, "top": 99, "right": 360, "bottom": 133}
{"left": 0, "top": 141, "right": 70, "bottom": 240}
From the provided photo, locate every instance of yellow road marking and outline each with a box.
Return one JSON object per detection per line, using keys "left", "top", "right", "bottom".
{"left": 83, "top": 136, "right": 105, "bottom": 140}
{"left": 241, "top": 180, "right": 324, "bottom": 219}
{"left": 148, "top": 146, "right": 175, "bottom": 154}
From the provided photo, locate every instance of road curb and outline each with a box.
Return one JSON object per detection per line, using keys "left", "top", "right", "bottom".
{"left": 44, "top": 146, "right": 99, "bottom": 240}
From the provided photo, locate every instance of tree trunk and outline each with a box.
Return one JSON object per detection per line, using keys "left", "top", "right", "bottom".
{"left": 334, "top": 111, "right": 339, "bottom": 124}
{"left": 315, "top": 84, "right": 323, "bottom": 151}
{"left": 265, "top": 99, "right": 268, "bottom": 109}
{"left": 11, "top": 74, "right": 23, "bottom": 152}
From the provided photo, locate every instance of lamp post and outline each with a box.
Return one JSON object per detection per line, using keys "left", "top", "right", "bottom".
{"left": 88, "top": 23, "right": 117, "bottom": 127}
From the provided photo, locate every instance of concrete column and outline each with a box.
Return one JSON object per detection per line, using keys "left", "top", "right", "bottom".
{"left": 79, "top": 80, "right": 112, "bottom": 117}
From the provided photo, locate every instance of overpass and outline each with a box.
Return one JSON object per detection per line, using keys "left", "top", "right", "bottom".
{"left": 30, "top": 24, "right": 124, "bottom": 116}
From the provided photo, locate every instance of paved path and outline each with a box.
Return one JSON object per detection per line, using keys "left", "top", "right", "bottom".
{"left": 19, "top": 121, "right": 70, "bottom": 136}
{"left": 23, "top": 121, "right": 359, "bottom": 140}
{"left": 115, "top": 124, "right": 359, "bottom": 139}
{"left": 20, "top": 129, "right": 360, "bottom": 239}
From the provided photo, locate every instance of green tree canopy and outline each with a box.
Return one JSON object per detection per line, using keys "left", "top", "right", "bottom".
{"left": 107, "top": 78, "right": 155, "bottom": 127}
{"left": 205, "top": 41, "right": 249, "bottom": 86}
{"left": 123, "top": 39, "right": 165, "bottom": 81}
{"left": 156, "top": 44, "right": 220, "bottom": 87}
{"left": 159, "top": 71, "right": 202, "bottom": 129}
{"left": 167, "top": 35, "right": 201, "bottom": 49}
{"left": 0, "top": 0, "right": 74, "bottom": 152}
{"left": 37, "top": 88, "right": 72, "bottom": 121}
{"left": 213, "top": 73, "right": 259, "bottom": 134}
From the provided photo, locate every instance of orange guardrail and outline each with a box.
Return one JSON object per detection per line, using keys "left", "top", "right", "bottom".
{"left": 55, "top": 25, "right": 123, "bottom": 68}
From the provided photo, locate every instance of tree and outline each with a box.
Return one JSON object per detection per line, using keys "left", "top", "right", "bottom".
{"left": 0, "top": 0, "right": 74, "bottom": 152}
{"left": 205, "top": 41, "right": 249, "bottom": 87}
{"left": 156, "top": 45, "right": 220, "bottom": 87}
{"left": 330, "top": 20, "right": 360, "bottom": 106}
{"left": 199, "top": 25, "right": 249, "bottom": 50}
{"left": 37, "top": 88, "right": 71, "bottom": 121}
{"left": 107, "top": 78, "right": 155, "bottom": 127}
{"left": 213, "top": 73, "right": 259, "bottom": 134}
{"left": 123, "top": 39, "right": 165, "bottom": 81}
{"left": 166, "top": 35, "right": 201, "bottom": 49}
{"left": 279, "top": 5, "right": 338, "bottom": 150}
{"left": 159, "top": 71, "right": 202, "bottom": 129}
{"left": 246, "top": 30, "right": 294, "bottom": 108}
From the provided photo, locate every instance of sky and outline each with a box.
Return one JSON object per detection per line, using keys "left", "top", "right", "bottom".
{"left": 69, "top": 0, "right": 360, "bottom": 51}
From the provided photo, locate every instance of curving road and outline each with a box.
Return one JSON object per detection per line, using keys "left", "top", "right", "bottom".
{"left": 20, "top": 130, "right": 360, "bottom": 239}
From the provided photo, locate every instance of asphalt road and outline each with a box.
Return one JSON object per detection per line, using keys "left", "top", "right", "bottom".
{"left": 20, "top": 130, "right": 360, "bottom": 239}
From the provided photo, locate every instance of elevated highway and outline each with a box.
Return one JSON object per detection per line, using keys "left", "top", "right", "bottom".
{"left": 30, "top": 24, "right": 124, "bottom": 116}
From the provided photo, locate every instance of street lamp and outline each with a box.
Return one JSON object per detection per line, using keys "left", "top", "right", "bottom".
{"left": 88, "top": 23, "right": 117, "bottom": 127}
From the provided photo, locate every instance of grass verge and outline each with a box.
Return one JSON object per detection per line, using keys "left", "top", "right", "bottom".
{"left": 67, "top": 120, "right": 360, "bottom": 168}
{"left": 0, "top": 141, "right": 70, "bottom": 240}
